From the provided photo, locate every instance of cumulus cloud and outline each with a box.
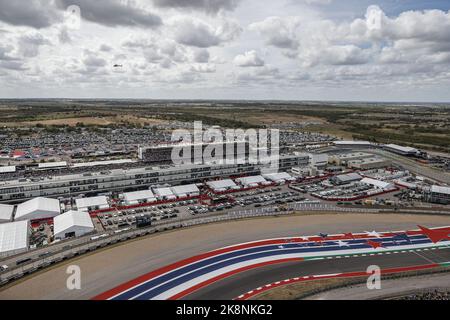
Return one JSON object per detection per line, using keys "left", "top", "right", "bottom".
{"left": 190, "top": 63, "right": 216, "bottom": 73}
{"left": 0, "top": 0, "right": 60, "bottom": 28}
{"left": 249, "top": 16, "right": 301, "bottom": 50}
{"left": 152, "top": 0, "right": 241, "bottom": 14}
{"left": 249, "top": 5, "right": 450, "bottom": 71}
{"left": 99, "top": 44, "right": 113, "bottom": 52}
{"left": 191, "top": 48, "right": 210, "bottom": 63}
{"left": 1, "top": 2, "right": 450, "bottom": 100}
{"left": 233, "top": 50, "right": 265, "bottom": 67}
{"left": 234, "top": 65, "right": 280, "bottom": 83}
{"left": 169, "top": 17, "right": 241, "bottom": 48}
{"left": 18, "top": 32, "right": 50, "bottom": 57}
{"left": 56, "top": 0, "right": 162, "bottom": 28}
{"left": 58, "top": 27, "right": 72, "bottom": 44}
{"left": 0, "top": 44, "right": 16, "bottom": 61}
{"left": 83, "top": 55, "right": 107, "bottom": 68}
{"left": 0, "top": 60, "right": 27, "bottom": 71}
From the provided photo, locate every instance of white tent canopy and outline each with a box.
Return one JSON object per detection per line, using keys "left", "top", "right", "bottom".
{"left": 123, "top": 190, "right": 157, "bottom": 205}
{"left": 153, "top": 187, "right": 176, "bottom": 200}
{"left": 360, "top": 178, "right": 394, "bottom": 190}
{"left": 15, "top": 197, "right": 60, "bottom": 221}
{"left": 431, "top": 185, "right": 450, "bottom": 195}
{"left": 76, "top": 196, "right": 109, "bottom": 212}
{"left": 262, "top": 172, "right": 295, "bottom": 183}
{"left": 0, "top": 204, "right": 14, "bottom": 223}
{"left": 207, "top": 179, "right": 238, "bottom": 191}
{"left": 236, "top": 175, "right": 268, "bottom": 187}
{"left": 54, "top": 210, "right": 94, "bottom": 240}
{"left": 0, "top": 166, "right": 16, "bottom": 173}
{"left": 0, "top": 220, "right": 29, "bottom": 256}
{"left": 171, "top": 184, "right": 200, "bottom": 197}
{"left": 38, "top": 161, "right": 67, "bottom": 169}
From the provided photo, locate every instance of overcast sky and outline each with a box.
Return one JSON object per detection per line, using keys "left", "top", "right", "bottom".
{"left": 1, "top": 0, "right": 450, "bottom": 102}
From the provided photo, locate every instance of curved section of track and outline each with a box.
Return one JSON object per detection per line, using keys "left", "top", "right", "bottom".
{"left": 95, "top": 226, "right": 450, "bottom": 300}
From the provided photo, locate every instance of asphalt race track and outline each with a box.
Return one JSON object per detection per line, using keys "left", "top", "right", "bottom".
{"left": 2, "top": 214, "right": 450, "bottom": 300}
{"left": 95, "top": 226, "right": 450, "bottom": 300}
{"left": 187, "top": 249, "right": 450, "bottom": 300}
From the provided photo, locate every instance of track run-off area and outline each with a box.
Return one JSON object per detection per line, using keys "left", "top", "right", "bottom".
{"left": 94, "top": 225, "right": 450, "bottom": 300}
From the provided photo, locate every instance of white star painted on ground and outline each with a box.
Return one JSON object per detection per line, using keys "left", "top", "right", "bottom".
{"left": 336, "top": 240, "right": 350, "bottom": 247}
{"left": 365, "top": 231, "right": 382, "bottom": 238}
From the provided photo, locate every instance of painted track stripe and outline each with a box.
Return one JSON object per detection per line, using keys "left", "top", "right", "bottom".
{"left": 93, "top": 226, "right": 450, "bottom": 300}
{"left": 167, "top": 258, "right": 303, "bottom": 300}
{"left": 235, "top": 263, "right": 442, "bottom": 300}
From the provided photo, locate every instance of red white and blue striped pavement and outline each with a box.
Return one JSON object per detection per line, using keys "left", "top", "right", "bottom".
{"left": 93, "top": 225, "right": 450, "bottom": 300}
{"left": 235, "top": 262, "right": 450, "bottom": 300}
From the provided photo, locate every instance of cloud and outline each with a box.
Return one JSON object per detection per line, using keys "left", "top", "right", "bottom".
{"left": 190, "top": 63, "right": 216, "bottom": 73}
{"left": 58, "top": 27, "right": 72, "bottom": 44}
{"left": 300, "top": 44, "right": 372, "bottom": 67}
{"left": 233, "top": 50, "right": 265, "bottom": 67}
{"left": 0, "top": 0, "right": 60, "bottom": 28}
{"left": 99, "top": 44, "right": 113, "bottom": 52}
{"left": 0, "top": 44, "right": 16, "bottom": 61}
{"left": 191, "top": 48, "right": 210, "bottom": 63}
{"left": 249, "top": 5, "right": 450, "bottom": 71}
{"left": 301, "top": 0, "right": 333, "bottom": 5}
{"left": 1, "top": 2, "right": 450, "bottom": 100}
{"left": 123, "top": 36, "right": 190, "bottom": 67}
{"left": 0, "top": 60, "right": 27, "bottom": 71}
{"left": 152, "top": 0, "right": 241, "bottom": 14}
{"left": 18, "top": 32, "right": 50, "bottom": 57}
{"left": 83, "top": 55, "right": 107, "bottom": 68}
{"left": 169, "top": 17, "right": 241, "bottom": 48}
{"left": 56, "top": 0, "right": 162, "bottom": 28}
{"left": 249, "top": 16, "right": 301, "bottom": 50}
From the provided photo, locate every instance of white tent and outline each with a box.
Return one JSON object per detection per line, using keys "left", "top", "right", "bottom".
{"left": 0, "top": 204, "right": 14, "bottom": 223}
{"left": 53, "top": 210, "right": 94, "bottom": 240}
{"left": 0, "top": 166, "right": 16, "bottom": 173}
{"left": 153, "top": 187, "right": 176, "bottom": 200}
{"left": 207, "top": 179, "right": 238, "bottom": 191}
{"left": 236, "top": 175, "right": 267, "bottom": 187}
{"left": 171, "top": 184, "right": 200, "bottom": 198}
{"left": 263, "top": 172, "right": 295, "bottom": 183}
{"left": 431, "top": 185, "right": 450, "bottom": 195}
{"left": 15, "top": 197, "right": 60, "bottom": 221}
{"left": 38, "top": 161, "right": 67, "bottom": 169}
{"left": 360, "top": 178, "right": 394, "bottom": 190}
{"left": 0, "top": 220, "right": 30, "bottom": 256}
{"left": 123, "top": 190, "right": 157, "bottom": 205}
{"left": 75, "top": 196, "right": 109, "bottom": 212}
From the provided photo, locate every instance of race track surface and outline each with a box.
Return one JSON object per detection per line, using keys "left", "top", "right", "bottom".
{"left": 1, "top": 213, "right": 449, "bottom": 300}
{"left": 96, "top": 226, "right": 450, "bottom": 300}
{"left": 188, "top": 249, "right": 450, "bottom": 300}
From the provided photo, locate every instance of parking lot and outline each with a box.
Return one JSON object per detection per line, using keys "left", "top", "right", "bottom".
{"left": 95, "top": 184, "right": 308, "bottom": 231}
{"left": 96, "top": 200, "right": 193, "bottom": 231}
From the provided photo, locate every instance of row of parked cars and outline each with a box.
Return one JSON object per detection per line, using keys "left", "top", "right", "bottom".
{"left": 291, "top": 183, "right": 325, "bottom": 193}
{"left": 237, "top": 191, "right": 303, "bottom": 207}
{"left": 234, "top": 187, "right": 284, "bottom": 200}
